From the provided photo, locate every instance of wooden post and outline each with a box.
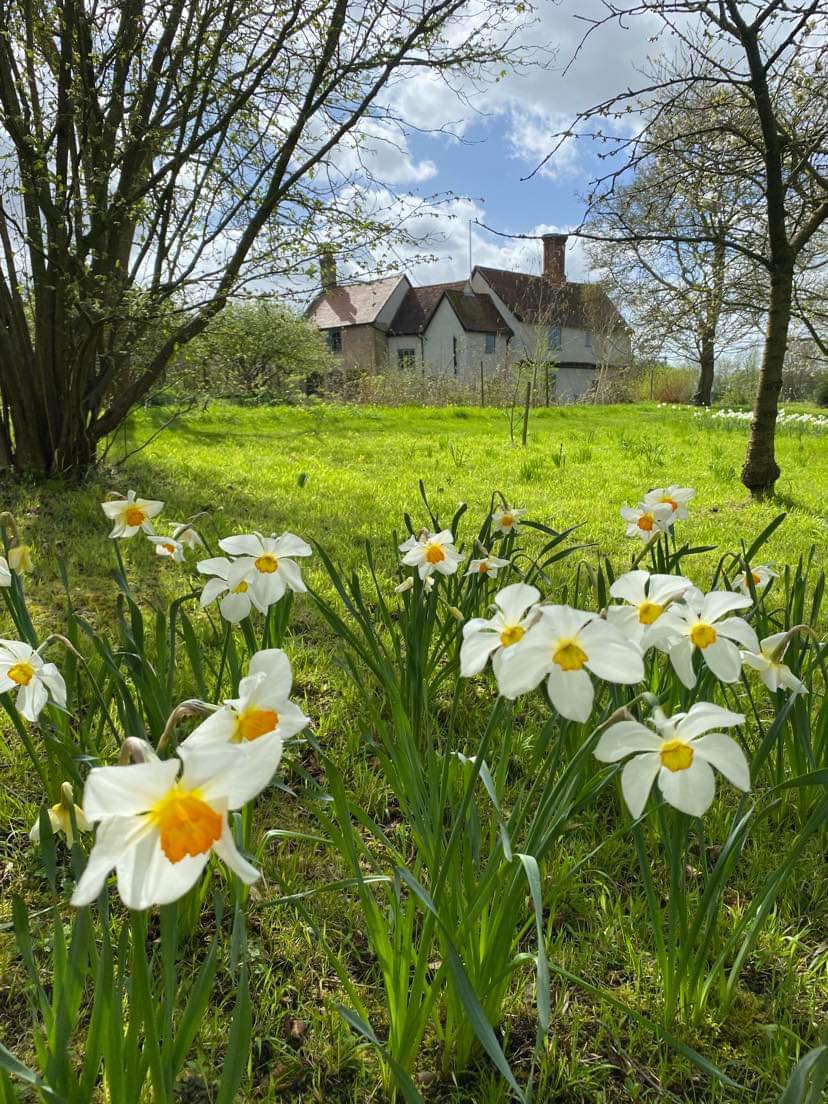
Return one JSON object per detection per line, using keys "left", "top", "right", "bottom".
{"left": 545, "top": 363, "right": 550, "bottom": 406}
{"left": 480, "top": 360, "right": 485, "bottom": 406}
{"left": 521, "top": 380, "right": 531, "bottom": 446}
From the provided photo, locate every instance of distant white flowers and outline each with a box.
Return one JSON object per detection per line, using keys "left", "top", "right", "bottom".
{"left": 695, "top": 407, "right": 828, "bottom": 433}
{"left": 595, "top": 703, "right": 750, "bottom": 817}
{"left": 0, "top": 640, "right": 66, "bottom": 721}
{"left": 400, "top": 530, "right": 461, "bottom": 580}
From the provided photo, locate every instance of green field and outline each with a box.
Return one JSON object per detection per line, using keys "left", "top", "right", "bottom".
{"left": 1, "top": 402, "right": 826, "bottom": 1103}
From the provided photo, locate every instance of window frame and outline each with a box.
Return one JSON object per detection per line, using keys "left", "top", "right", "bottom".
{"left": 397, "top": 347, "right": 416, "bottom": 370}
{"left": 326, "top": 327, "right": 343, "bottom": 353}
{"left": 547, "top": 325, "right": 562, "bottom": 352}
{"left": 484, "top": 332, "right": 496, "bottom": 354}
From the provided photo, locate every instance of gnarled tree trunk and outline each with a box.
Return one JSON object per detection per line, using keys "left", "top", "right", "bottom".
{"left": 693, "top": 329, "right": 715, "bottom": 406}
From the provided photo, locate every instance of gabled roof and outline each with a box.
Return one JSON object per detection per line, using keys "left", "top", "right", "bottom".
{"left": 474, "top": 267, "right": 626, "bottom": 331}
{"left": 442, "top": 289, "right": 513, "bottom": 335}
{"left": 305, "top": 275, "right": 408, "bottom": 329}
{"left": 388, "top": 281, "right": 466, "bottom": 335}
{"left": 389, "top": 281, "right": 513, "bottom": 336}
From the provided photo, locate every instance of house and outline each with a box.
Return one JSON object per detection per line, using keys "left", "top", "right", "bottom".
{"left": 305, "top": 235, "right": 631, "bottom": 401}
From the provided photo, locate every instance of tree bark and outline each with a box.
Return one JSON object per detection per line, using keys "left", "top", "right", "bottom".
{"left": 740, "top": 263, "right": 794, "bottom": 497}
{"left": 693, "top": 330, "right": 715, "bottom": 406}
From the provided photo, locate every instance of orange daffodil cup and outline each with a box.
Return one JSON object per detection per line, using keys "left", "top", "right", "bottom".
{"left": 101, "top": 490, "right": 164, "bottom": 538}
{"left": 399, "top": 530, "right": 462, "bottom": 580}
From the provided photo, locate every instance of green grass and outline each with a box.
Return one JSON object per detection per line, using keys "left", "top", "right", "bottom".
{"left": 1, "top": 401, "right": 826, "bottom": 1103}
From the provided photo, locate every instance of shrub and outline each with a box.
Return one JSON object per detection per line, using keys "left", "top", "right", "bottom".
{"left": 816, "top": 373, "right": 828, "bottom": 408}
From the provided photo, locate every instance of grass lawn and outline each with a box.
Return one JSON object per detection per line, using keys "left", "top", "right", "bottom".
{"left": 1, "top": 401, "right": 826, "bottom": 1103}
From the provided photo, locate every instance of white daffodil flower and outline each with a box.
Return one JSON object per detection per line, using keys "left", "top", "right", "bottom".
{"left": 460, "top": 583, "right": 540, "bottom": 678}
{"left": 742, "top": 632, "right": 807, "bottom": 695}
{"left": 197, "top": 557, "right": 266, "bottom": 623}
{"left": 0, "top": 640, "right": 66, "bottom": 722}
{"left": 491, "top": 507, "right": 527, "bottom": 535}
{"left": 71, "top": 740, "right": 276, "bottom": 910}
{"left": 170, "top": 523, "right": 205, "bottom": 549}
{"left": 606, "top": 570, "right": 692, "bottom": 648}
{"left": 219, "top": 532, "right": 312, "bottom": 607}
{"left": 621, "top": 502, "right": 674, "bottom": 540}
{"left": 465, "top": 553, "right": 510, "bottom": 578}
{"left": 595, "top": 702, "right": 749, "bottom": 818}
{"left": 30, "top": 784, "right": 90, "bottom": 847}
{"left": 733, "top": 564, "right": 777, "bottom": 595}
{"left": 642, "top": 485, "right": 695, "bottom": 521}
{"left": 399, "top": 530, "right": 462, "bottom": 580}
{"left": 665, "top": 590, "right": 758, "bottom": 688}
{"left": 496, "top": 605, "right": 644, "bottom": 723}
{"left": 101, "top": 490, "right": 164, "bottom": 538}
{"left": 8, "top": 544, "right": 33, "bottom": 573}
{"left": 0, "top": 557, "right": 10, "bottom": 587}
{"left": 183, "top": 649, "right": 308, "bottom": 754}
{"left": 146, "top": 535, "right": 186, "bottom": 563}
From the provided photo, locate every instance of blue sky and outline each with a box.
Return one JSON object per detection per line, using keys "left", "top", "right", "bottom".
{"left": 350, "top": 0, "right": 662, "bottom": 288}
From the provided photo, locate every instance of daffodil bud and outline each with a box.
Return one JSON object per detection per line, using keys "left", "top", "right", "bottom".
{"left": 395, "top": 576, "right": 414, "bottom": 594}
{"left": 447, "top": 605, "right": 463, "bottom": 622}
{"left": 9, "top": 544, "right": 33, "bottom": 573}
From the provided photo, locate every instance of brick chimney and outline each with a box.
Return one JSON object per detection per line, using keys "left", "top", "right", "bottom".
{"left": 542, "top": 233, "right": 567, "bottom": 285}
{"left": 319, "top": 246, "right": 337, "bottom": 291}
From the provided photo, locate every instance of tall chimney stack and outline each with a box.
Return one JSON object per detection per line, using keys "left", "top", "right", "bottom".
{"left": 320, "top": 246, "right": 337, "bottom": 291}
{"left": 542, "top": 233, "right": 567, "bottom": 285}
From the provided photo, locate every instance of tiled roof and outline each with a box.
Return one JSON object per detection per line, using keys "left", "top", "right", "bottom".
{"left": 443, "top": 289, "right": 513, "bottom": 335}
{"left": 305, "top": 275, "right": 405, "bottom": 329}
{"left": 474, "top": 267, "right": 626, "bottom": 330}
{"left": 388, "top": 281, "right": 466, "bottom": 335}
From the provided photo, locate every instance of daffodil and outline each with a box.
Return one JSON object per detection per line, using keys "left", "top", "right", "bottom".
{"left": 733, "top": 564, "right": 777, "bottom": 595}
{"left": 465, "top": 553, "right": 510, "bottom": 578}
{"left": 460, "top": 583, "right": 540, "bottom": 678}
{"left": 742, "top": 632, "right": 807, "bottom": 695}
{"left": 183, "top": 649, "right": 308, "bottom": 753}
{"left": 595, "top": 702, "right": 749, "bottom": 817}
{"left": 606, "top": 570, "right": 692, "bottom": 648}
{"left": 8, "top": 544, "right": 33, "bottom": 573}
{"left": 491, "top": 507, "right": 527, "bottom": 535}
{"left": 0, "top": 557, "right": 10, "bottom": 587}
{"left": 30, "top": 783, "right": 90, "bottom": 846}
{"left": 171, "top": 523, "right": 205, "bottom": 549}
{"left": 197, "top": 557, "right": 266, "bottom": 623}
{"left": 218, "top": 532, "right": 312, "bottom": 607}
{"left": 643, "top": 485, "right": 695, "bottom": 521}
{"left": 71, "top": 739, "right": 276, "bottom": 909}
{"left": 0, "top": 640, "right": 66, "bottom": 721}
{"left": 496, "top": 605, "right": 644, "bottom": 722}
{"left": 621, "top": 502, "right": 674, "bottom": 540}
{"left": 394, "top": 575, "right": 434, "bottom": 594}
{"left": 147, "top": 535, "right": 186, "bottom": 563}
{"left": 399, "top": 530, "right": 461, "bottom": 580}
{"left": 101, "top": 491, "right": 164, "bottom": 538}
{"left": 665, "top": 590, "right": 758, "bottom": 688}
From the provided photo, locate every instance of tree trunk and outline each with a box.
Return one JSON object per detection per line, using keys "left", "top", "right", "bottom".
{"left": 693, "top": 330, "right": 715, "bottom": 406}
{"left": 741, "top": 264, "right": 794, "bottom": 498}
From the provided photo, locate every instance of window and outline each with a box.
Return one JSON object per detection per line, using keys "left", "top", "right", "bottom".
{"left": 397, "top": 347, "right": 416, "bottom": 369}
{"left": 326, "top": 327, "right": 342, "bottom": 353}
{"left": 484, "top": 333, "right": 496, "bottom": 354}
{"left": 585, "top": 330, "right": 592, "bottom": 348}
{"left": 547, "top": 325, "right": 562, "bottom": 352}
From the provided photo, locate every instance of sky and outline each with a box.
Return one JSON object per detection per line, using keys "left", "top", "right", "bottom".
{"left": 342, "top": 0, "right": 663, "bottom": 289}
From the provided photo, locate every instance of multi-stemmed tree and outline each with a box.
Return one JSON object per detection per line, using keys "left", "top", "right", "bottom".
{"left": 0, "top": 0, "right": 538, "bottom": 473}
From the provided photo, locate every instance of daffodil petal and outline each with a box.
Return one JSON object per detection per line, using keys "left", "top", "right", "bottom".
{"left": 595, "top": 721, "right": 661, "bottom": 762}
{"left": 692, "top": 733, "right": 750, "bottom": 791}
{"left": 657, "top": 758, "right": 716, "bottom": 816}
{"left": 702, "top": 637, "right": 742, "bottom": 682}
{"left": 621, "top": 753, "right": 661, "bottom": 818}
{"left": 545, "top": 664, "right": 593, "bottom": 723}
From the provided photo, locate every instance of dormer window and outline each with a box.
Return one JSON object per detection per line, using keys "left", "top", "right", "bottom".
{"left": 326, "top": 328, "right": 343, "bottom": 353}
